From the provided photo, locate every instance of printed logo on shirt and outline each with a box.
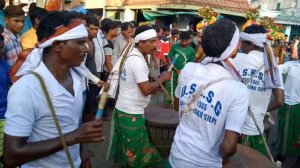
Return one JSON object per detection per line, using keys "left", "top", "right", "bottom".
{"left": 180, "top": 84, "right": 222, "bottom": 125}
{"left": 241, "top": 68, "right": 266, "bottom": 92}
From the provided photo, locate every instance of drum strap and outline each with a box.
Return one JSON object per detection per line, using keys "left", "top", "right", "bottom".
{"left": 243, "top": 65, "right": 279, "bottom": 167}
{"left": 244, "top": 65, "right": 264, "bottom": 85}
{"left": 31, "top": 72, "right": 75, "bottom": 168}
{"left": 180, "top": 77, "right": 233, "bottom": 118}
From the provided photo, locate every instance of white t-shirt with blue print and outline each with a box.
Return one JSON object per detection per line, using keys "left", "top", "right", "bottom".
{"left": 169, "top": 62, "right": 249, "bottom": 168}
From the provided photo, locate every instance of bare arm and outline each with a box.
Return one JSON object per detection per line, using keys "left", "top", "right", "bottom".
{"left": 174, "top": 97, "right": 179, "bottom": 111}
{"left": 105, "top": 55, "right": 113, "bottom": 73}
{"left": 167, "top": 58, "right": 172, "bottom": 65}
{"left": 267, "top": 88, "right": 284, "bottom": 112}
{"left": 137, "top": 71, "right": 171, "bottom": 96}
{"left": 220, "top": 130, "right": 239, "bottom": 165}
{"left": 3, "top": 120, "right": 104, "bottom": 168}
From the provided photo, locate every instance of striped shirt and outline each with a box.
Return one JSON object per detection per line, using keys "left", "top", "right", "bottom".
{"left": 2, "top": 28, "right": 22, "bottom": 66}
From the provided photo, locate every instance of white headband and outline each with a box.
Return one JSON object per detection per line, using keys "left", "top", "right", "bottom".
{"left": 201, "top": 26, "right": 240, "bottom": 64}
{"left": 39, "top": 24, "right": 88, "bottom": 48}
{"left": 133, "top": 29, "right": 157, "bottom": 43}
{"left": 240, "top": 32, "right": 267, "bottom": 48}
{"left": 240, "top": 32, "right": 282, "bottom": 88}
{"left": 16, "top": 24, "right": 88, "bottom": 76}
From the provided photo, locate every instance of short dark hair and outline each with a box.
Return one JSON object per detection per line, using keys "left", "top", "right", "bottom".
{"left": 171, "top": 29, "right": 179, "bottom": 36}
{"left": 121, "top": 22, "right": 133, "bottom": 31}
{"left": 37, "top": 11, "right": 75, "bottom": 55}
{"left": 86, "top": 16, "right": 99, "bottom": 27}
{"left": 179, "top": 31, "right": 190, "bottom": 40}
{"left": 100, "top": 18, "right": 112, "bottom": 30}
{"left": 69, "top": 11, "right": 85, "bottom": 20}
{"left": 28, "top": 3, "right": 37, "bottom": 15}
{"left": 163, "top": 26, "right": 170, "bottom": 32}
{"left": 243, "top": 25, "right": 266, "bottom": 34}
{"left": 37, "top": 11, "right": 75, "bottom": 42}
{"left": 155, "top": 26, "right": 162, "bottom": 33}
{"left": 0, "top": 0, "right": 5, "bottom": 10}
{"left": 187, "top": 30, "right": 195, "bottom": 37}
{"left": 4, "top": 5, "right": 25, "bottom": 18}
{"left": 202, "top": 18, "right": 236, "bottom": 58}
{"left": 29, "top": 7, "right": 47, "bottom": 27}
{"left": 130, "top": 21, "right": 138, "bottom": 28}
{"left": 135, "top": 26, "right": 154, "bottom": 38}
{"left": 115, "top": 20, "right": 122, "bottom": 26}
{"left": 102, "top": 20, "right": 119, "bottom": 33}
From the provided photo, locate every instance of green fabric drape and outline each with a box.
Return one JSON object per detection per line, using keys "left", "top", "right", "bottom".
{"left": 142, "top": 10, "right": 198, "bottom": 21}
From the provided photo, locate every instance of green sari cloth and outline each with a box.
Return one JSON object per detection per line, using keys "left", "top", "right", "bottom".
{"left": 107, "top": 108, "right": 165, "bottom": 168}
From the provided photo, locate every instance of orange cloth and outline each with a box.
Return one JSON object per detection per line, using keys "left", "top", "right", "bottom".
{"left": 45, "top": 0, "right": 62, "bottom": 11}
{"left": 9, "top": 48, "right": 34, "bottom": 82}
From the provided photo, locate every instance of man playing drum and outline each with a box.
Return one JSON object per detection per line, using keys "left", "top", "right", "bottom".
{"left": 168, "top": 18, "right": 249, "bottom": 168}
{"left": 107, "top": 26, "right": 172, "bottom": 168}
{"left": 277, "top": 56, "right": 300, "bottom": 167}
{"left": 3, "top": 11, "right": 104, "bottom": 167}
{"left": 230, "top": 25, "right": 284, "bottom": 156}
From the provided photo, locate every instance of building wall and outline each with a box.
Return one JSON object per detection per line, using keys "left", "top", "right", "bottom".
{"left": 251, "top": 0, "right": 298, "bottom": 10}
{"left": 106, "top": 10, "right": 125, "bottom": 21}
{"left": 280, "top": 0, "right": 294, "bottom": 9}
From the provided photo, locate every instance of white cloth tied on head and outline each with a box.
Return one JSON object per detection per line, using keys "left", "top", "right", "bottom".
{"left": 102, "top": 28, "right": 157, "bottom": 98}
{"left": 240, "top": 32, "right": 266, "bottom": 48}
{"left": 133, "top": 29, "right": 157, "bottom": 43}
{"left": 201, "top": 26, "right": 240, "bottom": 64}
{"left": 201, "top": 26, "right": 241, "bottom": 81}
{"left": 240, "top": 32, "right": 282, "bottom": 89}
{"left": 16, "top": 23, "right": 92, "bottom": 79}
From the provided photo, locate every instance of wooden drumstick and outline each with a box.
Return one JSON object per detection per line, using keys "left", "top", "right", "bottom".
{"left": 168, "top": 55, "right": 178, "bottom": 72}
{"left": 95, "top": 83, "right": 110, "bottom": 119}
{"left": 157, "top": 79, "right": 173, "bottom": 102}
{"left": 248, "top": 110, "right": 278, "bottom": 168}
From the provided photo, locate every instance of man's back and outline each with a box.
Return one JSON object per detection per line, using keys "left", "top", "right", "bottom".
{"left": 229, "top": 51, "right": 281, "bottom": 135}
{"left": 169, "top": 62, "right": 249, "bottom": 167}
{"left": 280, "top": 60, "right": 300, "bottom": 105}
{"left": 113, "top": 33, "right": 128, "bottom": 59}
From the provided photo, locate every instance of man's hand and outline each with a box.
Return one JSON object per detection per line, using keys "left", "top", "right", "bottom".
{"left": 80, "top": 145, "right": 92, "bottom": 168}
{"left": 220, "top": 130, "right": 239, "bottom": 161}
{"left": 160, "top": 71, "right": 172, "bottom": 82}
{"left": 67, "top": 120, "right": 105, "bottom": 144}
{"left": 96, "top": 80, "right": 105, "bottom": 88}
{"left": 4, "top": 120, "right": 104, "bottom": 168}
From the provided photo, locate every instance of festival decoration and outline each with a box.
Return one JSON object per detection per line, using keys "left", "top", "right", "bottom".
{"left": 196, "top": 6, "right": 218, "bottom": 32}
{"left": 245, "top": 7, "right": 260, "bottom": 21}
{"left": 242, "top": 8, "right": 286, "bottom": 41}
{"left": 242, "top": 7, "right": 260, "bottom": 30}
{"left": 259, "top": 16, "right": 285, "bottom": 40}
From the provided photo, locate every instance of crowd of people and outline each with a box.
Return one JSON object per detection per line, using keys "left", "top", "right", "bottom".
{"left": 0, "top": 1, "right": 300, "bottom": 168}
